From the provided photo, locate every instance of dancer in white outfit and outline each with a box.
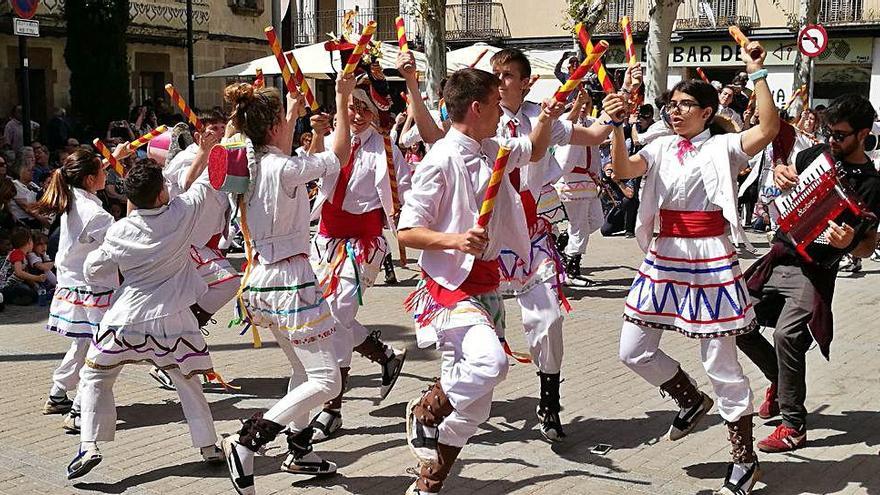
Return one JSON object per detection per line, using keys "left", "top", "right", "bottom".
{"left": 66, "top": 132, "right": 229, "bottom": 479}
{"left": 608, "top": 41, "right": 779, "bottom": 495}
{"left": 220, "top": 74, "right": 355, "bottom": 495}
{"left": 34, "top": 150, "right": 115, "bottom": 433}
{"left": 396, "top": 52, "right": 563, "bottom": 493}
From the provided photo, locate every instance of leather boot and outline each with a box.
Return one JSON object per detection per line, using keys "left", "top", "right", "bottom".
{"left": 659, "top": 367, "right": 714, "bottom": 441}
{"left": 715, "top": 414, "right": 761, "bottom": 495}
{"left": 355, "top": 330, "right": 407, "bottom": 399}
{"left": 383, "top": 253, "right": 398, "bottom": 285}
{"left": 537, "top": 372, "right": 565, "bottom": 441}
{"left": 415, "top": 443, "right": 462, "bottom": 493}
{"left": 406, "top": 379, "right": 455, "bottom": 466}
{"left": 190, "top": 303, "right": 213, "bottom": 329}
{"left": 236, "top": 412, "right": 285, "bottom": 453}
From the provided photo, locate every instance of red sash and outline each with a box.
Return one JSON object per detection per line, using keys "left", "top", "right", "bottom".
{"left": 319, "top": 201, "right": 384, "bottom": 239}
{"left": 659, "top": 209, "right": 725, "bottom": 238}
{"left": 424, "top": 259, "right": 500, "bottom": 308}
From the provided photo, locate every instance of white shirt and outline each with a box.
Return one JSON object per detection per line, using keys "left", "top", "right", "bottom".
{"left": 640, "top": 119, "right": 674, "bottom": 146}
{"left": 635, "top": 129, "right": 751, "bottom": 252}
{"left": 163, "top": 143, "right": 199, "bottom": 198}
{"left": 56, "top": 188, "right": 115, "bottom": 288}
{"left": 312, "top": 127, "right": 410, "bottom": 226}
{"left": 248, "top": 147, "right": 340, "bottom": 264}
{"left": 398, "top": 128, "right": 533, "bottom": 290}
{"left": 9, "top": 179, "right": 37, "bottom": 221}
{"left": 84, "top": 172, "right": 228, "bottom": 324}
{"left": 498, "top": 102, "right": 573, "bottom": 196}
{"left": 400, "top": 109, "right": 443, "bottom": 150}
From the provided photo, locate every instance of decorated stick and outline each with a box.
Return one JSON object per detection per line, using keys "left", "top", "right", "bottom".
{"left": 395, "top": 16, "right": 408, "bottom": 52}
{"left": 554, "top": 40, "right": 609, "bottom": 103}
{"left": 476, "top": 146, "right": 512, "bottom": 228}
{"left": 575, "top": 26, "right": 615, "bottom": 94}
{"left": 728, "top": 26, "right": 762, "bottom": 59}
{"left": 254, "top": 67, "right": 264, "bottom": 89}
{"left": 126, "top": 125, "right": 168, "bottom": 153}
{"left": 342, "top": 21, "right": 377, "bottom": 76}
{"left": 93, "top": 139, "right": 124, "bottom": 177}
{"left": 165, "top": 84, "right": 204, "bottom": 132}
{"left": 469, "top": 48, "right": 489, "bottom": 68}
{"left": 382, "top": 134, "right": 401, "bottom": 215}
{"left": 285, "top": 52, "right": 319, "bottom": 110}
{"left": 696, "top": 67, "right": 710, "bottom": 83}
{"left": 620, "top": 16, "right": 637, "bottom": 67}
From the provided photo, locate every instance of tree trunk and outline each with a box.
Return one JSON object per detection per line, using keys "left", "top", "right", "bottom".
{"left": 791, "top": 0, "right": 819, "bottom": 114}
{"left": 421, "top": 0, "right": 446, "bottom": 108}
{"left": 645, "top": 0, "right": 682, "bottom": 112}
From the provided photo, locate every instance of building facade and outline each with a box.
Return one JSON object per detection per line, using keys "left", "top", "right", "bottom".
{"left": 0, "top": 0, "right": 273, "bottom": 127}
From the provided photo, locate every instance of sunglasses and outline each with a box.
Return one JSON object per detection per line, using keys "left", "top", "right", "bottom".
{"left": 825, "top": 128, "right": 857, "bottom": 142}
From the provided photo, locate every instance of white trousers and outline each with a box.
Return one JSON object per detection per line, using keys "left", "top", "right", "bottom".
{"left": 327, "top": 274, "right": 371, "bottom": 368}
{"left": 79, "top": 364, "right": 217, "bottom": 447}
{"left": 516, "top": 281, "right": 564, "bottom": 374}
{"left": 437, "top": 324, "right": 509, "bottom": 448}
{"left": 618, "top": 321, "right": 754, "bottom": 422}
{"left": 266, "top": 327, "right": 342, "bottom": 432}
{"left": 50, "top": 337, "right": 90, "bottom": 411}
{"left": 563, "top": 199, "right": 603, "bottom": 256}
{"left": 197, "top": 278, "right": 240, "bottom": 314}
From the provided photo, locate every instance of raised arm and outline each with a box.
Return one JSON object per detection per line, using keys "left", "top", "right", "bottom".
{"left": 740, "top": 42, "right": 780, "bottom": 157}
{"left": 181, "top": 129, "right": 219, "bottom": 191}
{"left": 397, "top": 51, "right": 445, "bottom": 145}
{"left": 331, "top": 73, "right": 355, "bottom": 165}
{"left": 606, "top": 93, "right": 648, "bottom": 179}
{"left": 528, "top": 98, "right": 566, "bottom": 162}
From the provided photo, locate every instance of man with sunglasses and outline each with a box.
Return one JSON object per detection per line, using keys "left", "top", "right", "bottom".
{"left": 737, "top": 94, "right": 880, "bottom": 453}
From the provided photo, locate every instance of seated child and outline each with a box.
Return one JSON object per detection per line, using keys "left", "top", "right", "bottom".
{"left": 0, "top": 228, "right": 46, "bottom": 305}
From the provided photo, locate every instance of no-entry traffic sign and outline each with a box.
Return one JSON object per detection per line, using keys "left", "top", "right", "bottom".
{"left": 9, "top": 0, "right": 39, "bottom": 19}
{"left": 798, "top": 24, "right": 828, "bottom": 58}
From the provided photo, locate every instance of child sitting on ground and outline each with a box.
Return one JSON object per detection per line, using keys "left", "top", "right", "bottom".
{"left": 27, "top": 232, "right": 56, "bottom": 290}
{"left": 0, "top": 228, "right": 46, "bottom": 305}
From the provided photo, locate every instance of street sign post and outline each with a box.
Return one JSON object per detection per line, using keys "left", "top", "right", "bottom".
{"left": 13, "top": 18, "right": 40, "bottom": 37}
{"left": 10, "top": 0, "right": 39, "bottom": 19}
{"left": 798, "top": 24, "right": 828, "bottom": 108}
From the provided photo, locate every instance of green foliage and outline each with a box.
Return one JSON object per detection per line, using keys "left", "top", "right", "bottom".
{"left": 63, "top": 0, "right": 131, "bottom": 132}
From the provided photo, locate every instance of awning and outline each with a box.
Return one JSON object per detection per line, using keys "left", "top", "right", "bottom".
{"left": 197, "top": 41, "right": 429, "bottom": 81}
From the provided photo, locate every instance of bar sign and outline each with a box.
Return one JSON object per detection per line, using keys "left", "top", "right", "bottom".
{"left": 13, "top": 18, "right": 40, "bottom": 37}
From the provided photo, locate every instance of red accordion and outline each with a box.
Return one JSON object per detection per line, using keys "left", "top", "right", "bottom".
{"left": 772, "top": 152, "right": 877, "bottom": 265}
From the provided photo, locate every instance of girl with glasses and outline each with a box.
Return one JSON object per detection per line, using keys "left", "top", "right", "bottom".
{"left": 606, "top": 39, "right": 780, "bottom": 495}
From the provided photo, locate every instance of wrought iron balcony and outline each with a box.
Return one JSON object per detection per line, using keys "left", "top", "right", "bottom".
{"left": 445, "top": 2, "right": 510, "bottom": 42}
{"left": 589, "top": 0, "right": 650, "bottom": 35}
{"left": 296, "top": 6, "right": 404, "bottom": 46}
{"left": 781, "top": 0, "right": 880, "bottom": 25}
{"left": 674, "top": 0, "right": 759, "bottom": 30}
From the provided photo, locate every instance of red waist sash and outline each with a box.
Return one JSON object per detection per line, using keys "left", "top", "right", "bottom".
{"left": 319, "top": 200, "right": 384, "bottom": 239}
{"left": 658, "top": 209, "right": 725, "bottom": 238}
{"left": 424, "top": 259, "right": 500, "bottom": 308}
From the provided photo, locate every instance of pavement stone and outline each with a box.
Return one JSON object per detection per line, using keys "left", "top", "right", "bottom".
{"left": 1, "top": 233, "right": 879, "bottom": 494}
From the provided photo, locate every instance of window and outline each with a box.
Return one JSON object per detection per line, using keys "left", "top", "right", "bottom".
{"left": 818, "top": 0, "right": 862, "bottom": 23}
{"left": 606, "top": 0, "right": 634, "bottom": 21}
{"left": 697, "top": 0, "right": 738, "bottom": 26}
{"left": 228, "top": 0, "right": 264, "bottom": 16}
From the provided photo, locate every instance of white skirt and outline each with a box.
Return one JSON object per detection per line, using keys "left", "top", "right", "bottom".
{"left": 498, "top": 222, "right": 564, "bottom": 296}
{"left": 86, "top": 309, "right": 212, "bottom": 378}
{"left": 46, "top": 286, "right": 113, "bottom": 339}
{"left": 623, "top": 235, "right": 757, "bottom": 339}
{"left": 310, "top": 234, "right": 387, "bottom": 297}
{"left": 404, "top": 281, "right": 505, "bottom": 348}
{"left": 241, "top": 255, "right": 336, "bottom": 346}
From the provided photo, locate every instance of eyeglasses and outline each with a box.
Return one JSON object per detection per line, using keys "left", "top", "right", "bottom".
{"left": 666, "top": 100, "right": 701, "bottom": 114}
{"left": 825, "top": 128, "right": 857, "bottom": 142}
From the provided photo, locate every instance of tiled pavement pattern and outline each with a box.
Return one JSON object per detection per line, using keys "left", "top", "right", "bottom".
{"left": 1, "top": 233, "right": 879, "bottom": 495}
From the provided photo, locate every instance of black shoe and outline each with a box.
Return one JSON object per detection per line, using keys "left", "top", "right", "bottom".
{"left": 380, "top": 348, "right": 407, "bottom": 400}
{"left": 383, "top": 253, "right": 398, "bottom": 285}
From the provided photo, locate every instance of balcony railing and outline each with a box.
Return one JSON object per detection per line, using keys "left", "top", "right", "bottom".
{"left": 590, "top": 0, "right": 650, "bottom": 34}
{"left": 445, "top": 2, "right": 510, "bottom": 42}
{"left": 781, "top": 0, "right": 880, "bottom": 25}
{"left": 296, "top": 6, "right": 403, "bottom": 45}
{"left": 0, "top": 0, "right": 211, "bottom": 32}
{"left": 674, "top": 0, "right": 759, "bottom": 30}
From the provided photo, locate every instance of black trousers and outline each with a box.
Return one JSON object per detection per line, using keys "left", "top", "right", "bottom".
{"left": 736, "top": 265, "right": 816, "bottom": 430}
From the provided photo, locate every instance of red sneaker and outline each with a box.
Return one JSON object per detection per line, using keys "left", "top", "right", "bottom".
{"left": 758, "top": 383, "right": 779, "bottom": 419}
{"left": 757, "top": 424, "right": 806, "bottom": 453}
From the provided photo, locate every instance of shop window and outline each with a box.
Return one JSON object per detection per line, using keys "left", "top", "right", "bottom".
{"left": 136, "top": 72, "right": 166, "bottom": 106}
{"left": 228, "top": 0, "right": 264, "bottom": 16}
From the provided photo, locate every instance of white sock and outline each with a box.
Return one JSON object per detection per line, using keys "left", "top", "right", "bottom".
{"left": 728, "top": 462, "right": 753, "bottom": 485}
{"left": 80, "top": 441, "right": 97, "bottom": 452}
{"left": 49, "top": 385, "right": 66, "bottom": 398}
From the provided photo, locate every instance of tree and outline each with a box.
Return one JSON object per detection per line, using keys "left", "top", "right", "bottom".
{"left": 417, "top": 0, "right": 446, "bottom": 108}
{"left": 64, "top": 0, "right": 131, "bottom": 134}
{"left": 791, "top": 0, "right": 819, "bottom": 110}
{"left": 644, "top": 0, "right": 683, "bottom": 112}
{"left": 565, "top": 0, "right": 608, "bottom": 53}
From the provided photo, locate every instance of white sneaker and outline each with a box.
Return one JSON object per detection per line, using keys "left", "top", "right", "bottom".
{"left": 67, "top": 444, "right": 102, "bottom": 479}
{"left": 149, "top": 366, "right": 176, "bottom": 390}
{"left": 280, "top": 450, "right": 337, "bottom": 475}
